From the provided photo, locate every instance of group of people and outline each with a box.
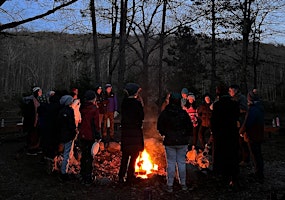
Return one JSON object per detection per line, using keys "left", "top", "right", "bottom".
{"left": 22, "top": 84, "right": 119, "bottom": 185}
{"left": 22, "top": 82, "right": 264, "bottom": 191}
{"left": 157, "top": 83, "right": 264, "bottom": 192}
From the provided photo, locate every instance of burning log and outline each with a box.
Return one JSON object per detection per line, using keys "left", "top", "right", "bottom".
{"left": 135, "top": 150, "right": 159, "bottom": 179}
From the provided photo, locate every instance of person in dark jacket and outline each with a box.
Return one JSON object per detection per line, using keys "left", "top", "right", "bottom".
{"left": 229, "top": 84, "right": 250, "bottom": 166}
{"left": 39, "top": 93, "right": 62, "bottom": 159}
{"left": 157, "top": 93, "right": 193, "bottom": 192}
{"left": 102, "top": 84, "right": 118, "bottom": 144}
{"left": 118, "top": 83, "right": 144, "bottom": 185}
{"left": 57, "top": 95, "right": 77, "bottom": 181}
{"left": 95, "top": 85, "right": 108, "bottom": 134}
{"left": 79, "top": 90, "right": 101, "bottom": 186}
{"left": 210, "top": 83, "right": 240, "bottom": 189}
{"left": 23, "top": 86, "right": 45, "bottom": 155}
{"left": 239, "top": 90, "right": 264, "bottom": 183}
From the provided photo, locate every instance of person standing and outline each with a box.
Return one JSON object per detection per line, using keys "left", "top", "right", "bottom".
{"left": 229, "top": 84, "right": 250, "bottom": 167}
{"left": 210, "top": 83, "right": 240, "bottom": 189}
{"left": 118, "top": 83, "right": 144, "bottom": 185}
{"left": 181, "top": 88, "right": 189, "bottom": 110}
{"left": 79, "top": 90, "right": 101, "bottom": 186}
{"left": 185, "top": 93, "right": 199, "bottom": 149}
{"left": 57, "top": 95, "right": 77, "bottom": 181}
{"left": 95, "top": 85, "right": 108, "bottom": 134}
{"left": 157, "top": 93, "right": 193, "bottom": 192}
{"left": 23, "top": 86, "right": 45, "bottom": 155}
{"left": 239, "top": 90, "right": 264, "bottom": 183}
{"left": 197, "top": 93, "right": 212, "bottom": 149}
{"left": 102, "top": 84, "right": 118, "bottom": 144}
{"left": 70, "top": 88, "right": 82, "bottom": 128}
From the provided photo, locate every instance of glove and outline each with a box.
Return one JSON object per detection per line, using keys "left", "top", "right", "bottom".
{"left": 114, "top": 111, "right": 119, "bottom": 118}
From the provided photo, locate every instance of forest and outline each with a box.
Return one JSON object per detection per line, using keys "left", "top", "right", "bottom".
{"left": 1, "top": 0, "right": 285, "bottom": 116}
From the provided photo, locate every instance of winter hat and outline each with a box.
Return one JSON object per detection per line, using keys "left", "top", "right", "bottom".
{"left": 32, "top": 86, "right": 41, "bottom": 93}
{"left": 247, "top": 90, "right": 260, "bottom": 103}
{"left": 95, "top": 85, "right": 102, "bottom": 91}
{"left": 60, "top": 95, "right": 74, "bottom": 106}
{"left": 84, "top": 90, "right": 96, "bottom": 101}
{"left": 105, "top": 83, "right": 112, "bottom": 89}
{"left": 169, "top": 92, "right": 181, "bottom": 105}
{"left": 187, "top": 92, "right": 195, "bottom": 100}
{"left": 181, "top": 88, "right": 189, "bottom": 95}
{"left": 124, "top": 83, "right": 141, "bottom": 96}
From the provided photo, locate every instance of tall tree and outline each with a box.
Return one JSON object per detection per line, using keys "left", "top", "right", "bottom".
{"left": 118, "top": 0, "right": 127, "bottom": 90}
{"left": 90, "top": 0, "right": 101, "bottom": 83}
{"left": 108, "top": 0, "right": 119, "bottom": 83}
{"left": 158, "top": 0, "right": 167, "bottom": 111}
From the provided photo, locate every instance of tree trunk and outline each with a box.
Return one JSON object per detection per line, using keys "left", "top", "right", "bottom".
{"left": 210, "top": 0, "right": 217, "bottom": 94}
{"left": 108, "top": 0, "right": 119, "bottom": 83}
{"left": 118, "top": 0, "right": 127, "bottom": 90}
{"left": 90, "top": 0, "right": 101, "bottom": 84}
{"left": 241, "top": 0, "right": 251, "bottom": 93}
{"left": 158, "top": 0, "right": 167, "bottom": 112}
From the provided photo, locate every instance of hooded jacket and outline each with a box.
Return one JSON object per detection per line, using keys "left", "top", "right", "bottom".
{"left": 157, "top": 103, "right": 193, "bottom": 146}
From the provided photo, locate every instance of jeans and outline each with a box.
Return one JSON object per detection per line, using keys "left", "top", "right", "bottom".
{"left": 61, "top": 140, "right": 72, "bottom": 174}
{"left": 165, "top": 145, "right": 188, "bottom": 186}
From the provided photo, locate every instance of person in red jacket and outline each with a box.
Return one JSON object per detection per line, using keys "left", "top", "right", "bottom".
{"left": 79, "top": 90, "right": 101, "bottom": 186}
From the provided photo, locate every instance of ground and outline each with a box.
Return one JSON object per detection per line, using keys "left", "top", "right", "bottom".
{"left": 0, "top": 128, "right": 285, "bottom": 200}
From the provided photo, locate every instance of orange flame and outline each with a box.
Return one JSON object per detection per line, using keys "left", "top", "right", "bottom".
{"left": 135, "top": 150, "right": 158, "bottom": 179}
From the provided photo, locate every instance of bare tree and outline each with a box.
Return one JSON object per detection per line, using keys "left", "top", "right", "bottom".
{"left": 90, "top": 0, "right": 101, "bottom": 83}
{"left": 0, "top": 0, "right": 79, "bottom": 32}
{"left": 118, "top": 0, "right": 128, "bottom": 90}
{"left": 108, "top": 0, "right": 119, "bottom": 83}
{"left": 158, "top": 0, "right": 167, "bottom": 111}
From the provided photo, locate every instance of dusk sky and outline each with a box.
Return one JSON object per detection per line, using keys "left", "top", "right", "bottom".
{"left": 1, "top": 0, "right": 285, "bottom": 45}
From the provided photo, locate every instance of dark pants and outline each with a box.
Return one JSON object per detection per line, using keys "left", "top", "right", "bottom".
{"left": 239, "top": 136, "right": 250, "bottom": 163}
{"left": 191, "top": 126, "right": 199, "bottom": 147}
{"left": 26, "top": 127, "right": 40, "bottom": 150}
{"left": 118, "top": 145, "right": 141, "bottom": 182}
{"left": 79, "top": 139, "right": 94, "bottom": 180}
{"left": 197, "top": 126, "right": 209, "bottom": 148}
{"left": 248, "top": 141, "right": 264, "bottom": 178}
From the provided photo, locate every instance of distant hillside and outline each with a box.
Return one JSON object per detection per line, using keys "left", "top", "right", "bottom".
{"left": 0, "top": 31, "right": 285, "bottom": 115}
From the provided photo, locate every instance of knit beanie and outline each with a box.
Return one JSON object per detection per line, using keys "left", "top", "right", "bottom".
{"left": 60, "top": 95, "right": 73, "bottom": 106}
{"left": 124, "top": 83, "right": 140, "bottom": 96}
{"left": 181, "top": 88, "right": 189, "bottom": 95}
{"left": 84, "top": 90, "right": 96, "bottom": 101}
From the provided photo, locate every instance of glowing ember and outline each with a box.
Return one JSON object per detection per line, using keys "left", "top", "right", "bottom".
{"left": 135, "top": 150, "right": 158, "bottom": 179}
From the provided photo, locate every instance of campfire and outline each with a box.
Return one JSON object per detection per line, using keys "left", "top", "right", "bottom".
{"left": 135, "top": 149, "right": 158, "bottom": 179}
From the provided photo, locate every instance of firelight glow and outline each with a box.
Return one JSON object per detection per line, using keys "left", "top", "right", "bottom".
{"left": 135, "top": 150, "right": 158, "bottom": 179}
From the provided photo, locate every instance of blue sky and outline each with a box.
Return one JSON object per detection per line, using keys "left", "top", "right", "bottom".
{"left": 1, "top": 0, "right": 285, "bottom": 45}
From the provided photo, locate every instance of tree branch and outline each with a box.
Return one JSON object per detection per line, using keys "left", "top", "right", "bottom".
{"left": 0, "top": 0, "right": 79, "bottom": 32}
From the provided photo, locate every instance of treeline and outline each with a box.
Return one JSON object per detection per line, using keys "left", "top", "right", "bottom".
{"left": 0, "top": 31, "right": 285, "bottom": 113}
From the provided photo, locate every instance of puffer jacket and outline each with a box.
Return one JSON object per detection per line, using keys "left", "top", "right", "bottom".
{"left": 57, "top": 106, "right": 77, "bottom": 143}
{"left": 157, "top": 103, "right": 193, "bottom": 146}
{"left": 120, "top": 97, "right": 144, "bottom": 151}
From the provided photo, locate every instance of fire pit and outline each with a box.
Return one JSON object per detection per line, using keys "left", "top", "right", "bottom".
{"left": 135, "top": 150, "right": 158, "bottom": 179}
